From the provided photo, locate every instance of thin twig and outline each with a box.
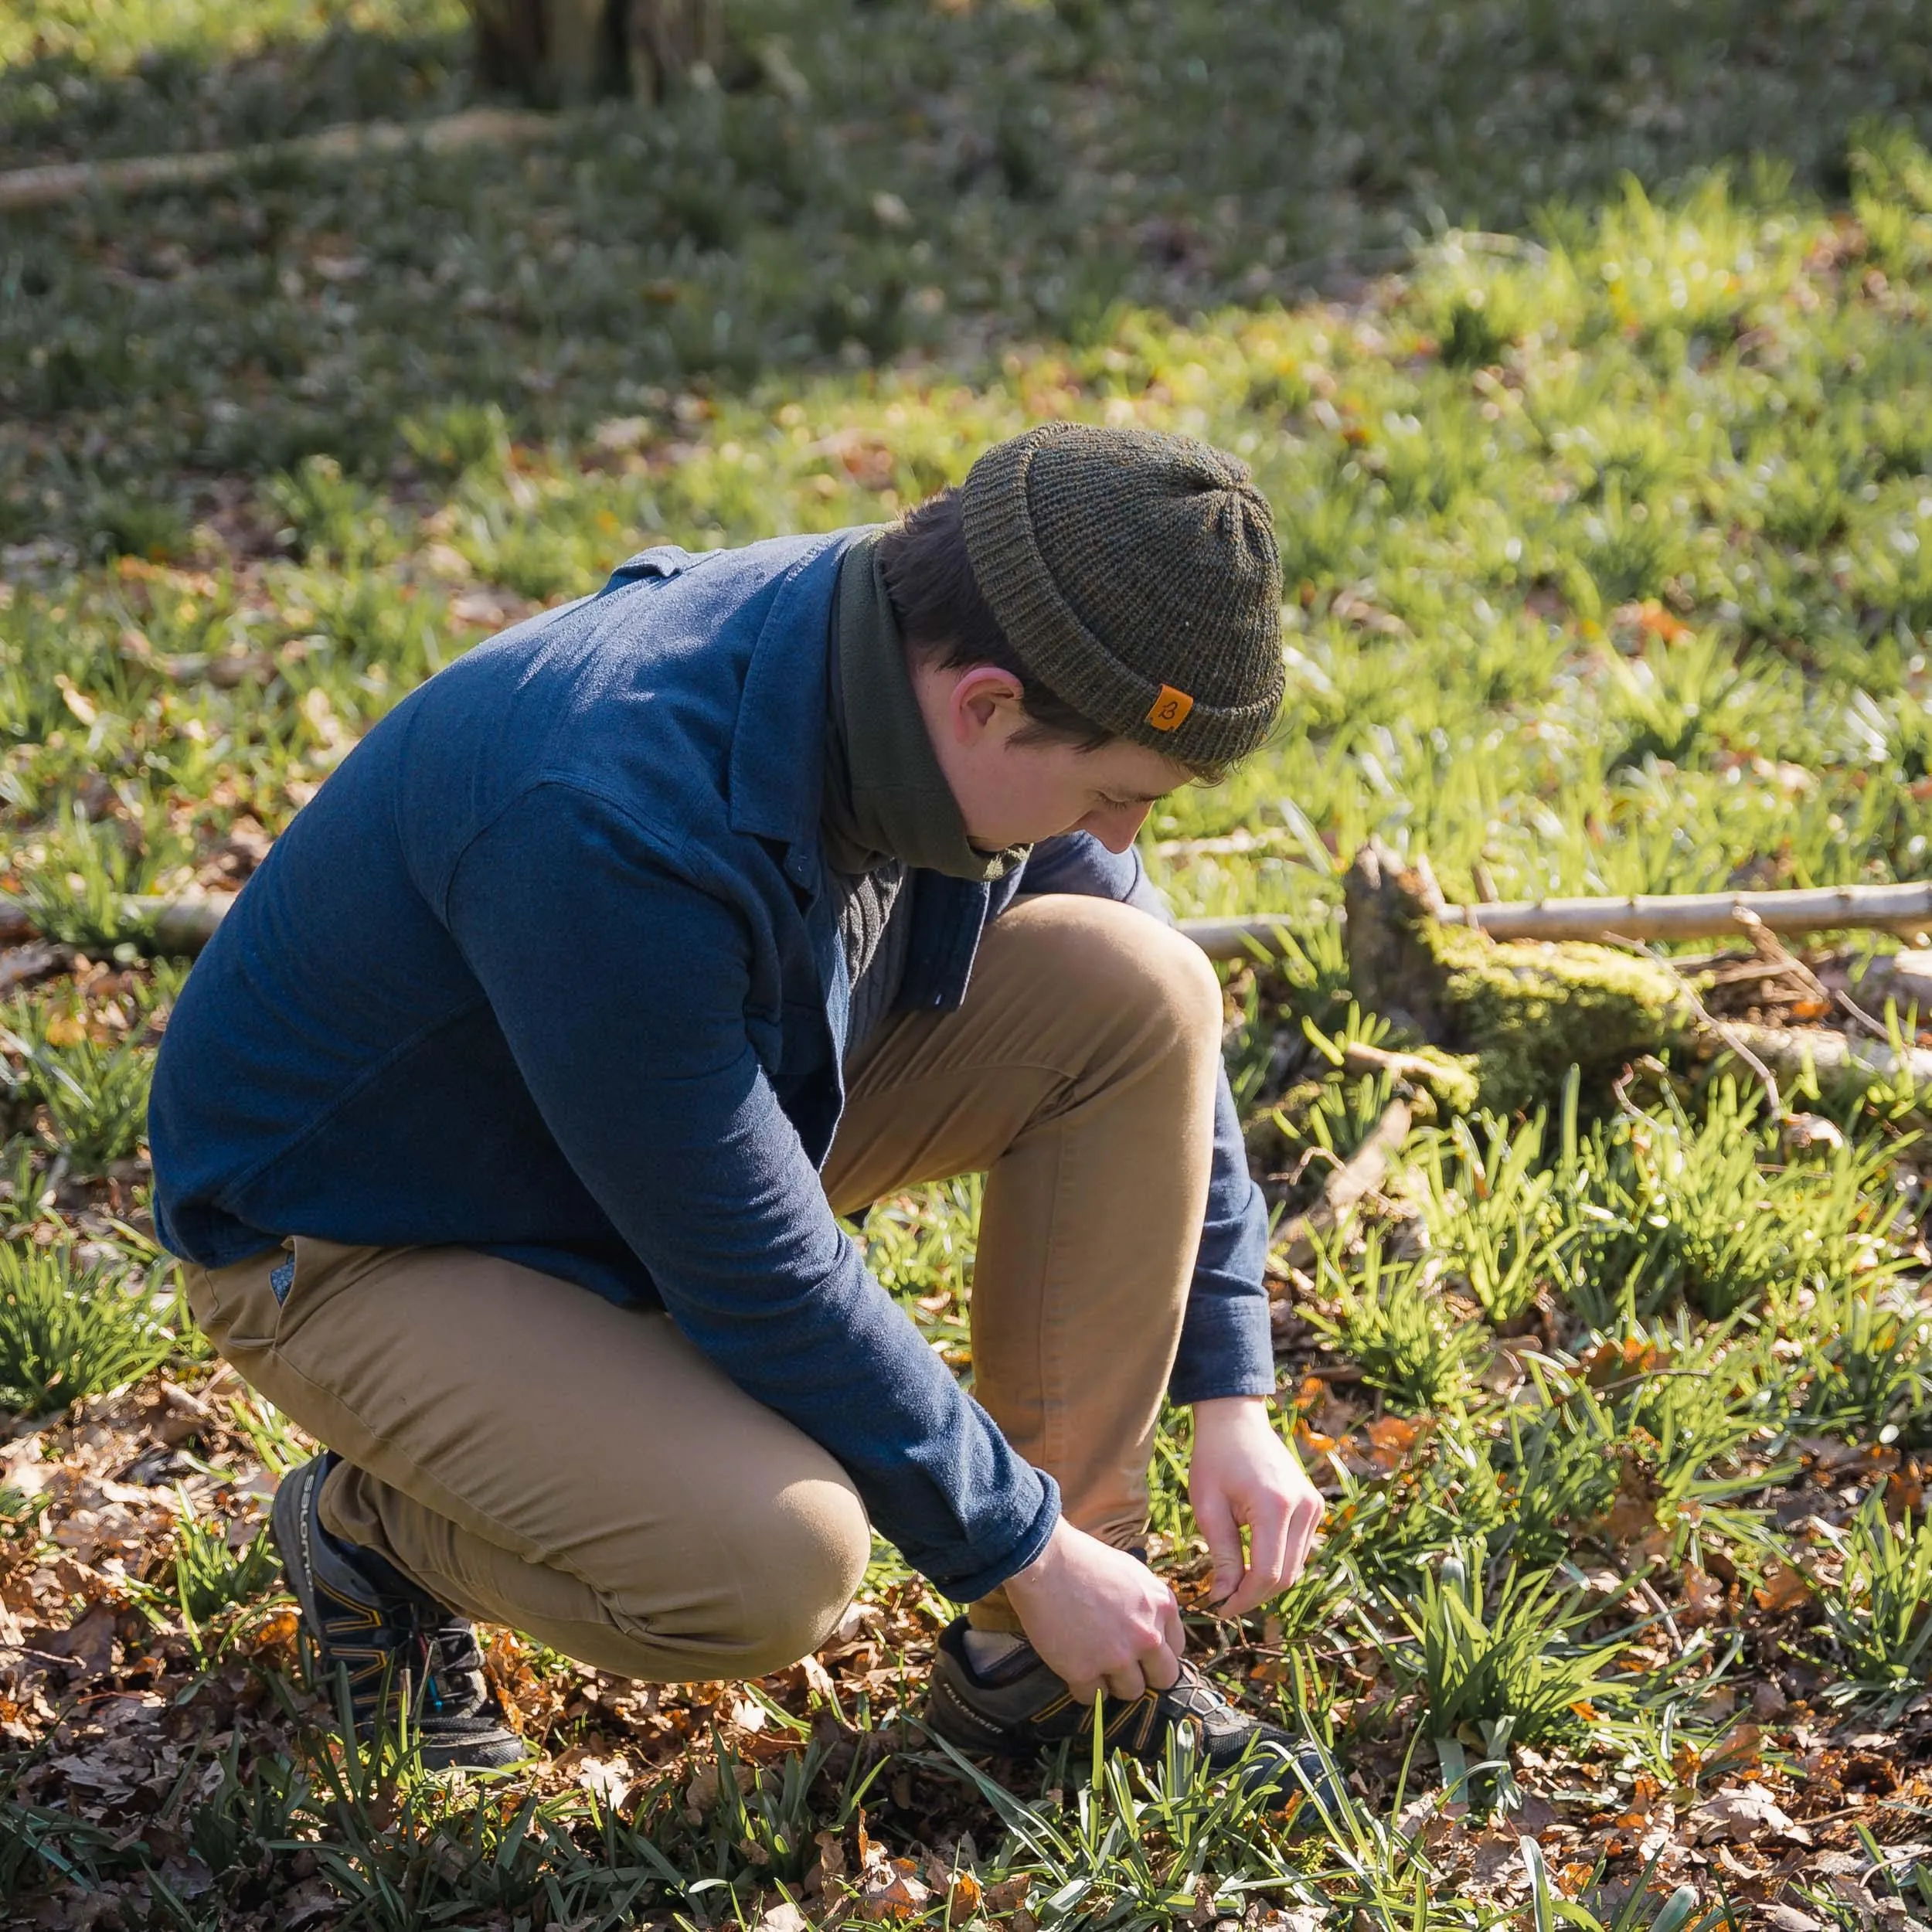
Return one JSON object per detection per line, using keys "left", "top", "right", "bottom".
{"left": 1611, "top": 1065, "right": 1650, "bottom": 1127}
{"left": 1630, "top": 1573, "right": 1685, "bottom": 1658}
{"left": 1341, "top": 1040, "right": 1454, "bottom": 1087}
{"left": 1735, "top": 906, "right": 1889, "bottom": 1043}
{"left": 1606, "top": 928, "right": 1783, "bottom": 1120}
{"left": 1272, "top": 1097, "right": 1415, "bottom": 1281}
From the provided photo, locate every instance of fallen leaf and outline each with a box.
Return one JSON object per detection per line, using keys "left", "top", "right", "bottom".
{"left": 1618, "top": 1774, "right": 1664, "bottom": 1827}
{"left": 1595, "top": 1455, "right": 1663, "bottom": 1544}
{"left": 1753, "top": 1565, "right": 1813, "bottom": 1614}
{"left": 39, "top": 1600, "right": 117, "bottom": 1678}
{"left": 283, "top": 1877, "right": 342, "bottom": 1929}
{"left": 1706, "top": 1721, "right": 1763, "bottom": 1773}
{"left": 981, "top": 1875, "right": 1031, "bottom": 1915}
{"left": 1580, "top": 1335, "right": 1668, "bottom": 1386}
{"left": 1679, "top": 1567, "right": 1724, "bottom": 1622}
{"left": 858, "top": 1862, "right": 933, "bottom": 1923}
{"left": 1257, "top": 1911, "right": 1326, "bottom": 1932}
{"left": 1364, "top": 1414, "right": 1426, "bottom": 1470}
{"left": 832, "top": 1601, "right": 877, "bottom": 1645}
{"left": 1634, "top": 599, "right": 1691, "bottom": 645}
{"left": 1687, "top": 1784, "right": 1811, "bottom": 1846}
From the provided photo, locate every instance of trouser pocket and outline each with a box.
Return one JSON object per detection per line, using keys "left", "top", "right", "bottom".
{"left": 269, "top": 1236, "right": 390, "bottom": 1351}
{"left": 181, "top": 1240, "right": 289, "bottom": 1369}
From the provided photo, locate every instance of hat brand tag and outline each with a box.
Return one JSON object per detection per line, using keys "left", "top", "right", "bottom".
{"left": 1145, "top": 685, "right": 1194, "bottom": 731}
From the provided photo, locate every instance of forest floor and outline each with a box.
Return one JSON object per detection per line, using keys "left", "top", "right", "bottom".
{"left": 7, "top": 3, "right": 1932, "bottom": 1928}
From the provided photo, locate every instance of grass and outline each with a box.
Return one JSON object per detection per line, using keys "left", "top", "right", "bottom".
{"left": 7, "top": 0, "right": 1932, "bottom": 1925}
{"left": 1385, "top": 1546, "right": 1634, "bottom": 1747}
{"left": 1813, "top": 1488, "right": 1932, "bottom": 1720}
{"left": 0, "top": 1241, "right": 178, "bottom": 1413}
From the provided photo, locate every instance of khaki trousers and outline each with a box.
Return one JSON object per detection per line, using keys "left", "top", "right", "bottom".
{"left": 183, "top": 894, "right": 1224, "bottom": 1681}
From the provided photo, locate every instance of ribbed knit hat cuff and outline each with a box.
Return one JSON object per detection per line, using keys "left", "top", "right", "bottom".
{"left": 961, "top": 425, "right": 1284, "bottom": 768}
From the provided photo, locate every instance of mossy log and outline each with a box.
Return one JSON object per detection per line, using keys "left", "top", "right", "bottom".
{"left": 1342, "top": 843, "right": 1697, "bottom": 1114}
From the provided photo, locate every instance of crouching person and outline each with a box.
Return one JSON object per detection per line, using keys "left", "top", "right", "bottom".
{"left": 149, "top": 424, "right": 1328, "bottom": 1792}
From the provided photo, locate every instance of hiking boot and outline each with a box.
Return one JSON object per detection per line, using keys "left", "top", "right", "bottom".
{"left": 270, "top": 1451, "right": 528, "bottom": 1772}
{"left": 925, "top": 1617, "right": 1341, "bottom": 1822}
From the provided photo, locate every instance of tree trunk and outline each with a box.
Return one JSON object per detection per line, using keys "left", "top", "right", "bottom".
{"left": 468, "top": 0, "right": 724, "bottom": 106}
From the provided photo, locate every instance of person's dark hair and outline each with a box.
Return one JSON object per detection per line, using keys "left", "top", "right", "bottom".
{"left": 877, "top": 488, "right": 1114, "bottom": 752}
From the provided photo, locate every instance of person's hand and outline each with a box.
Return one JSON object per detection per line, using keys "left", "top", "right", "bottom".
{"left": 1003, "top": 1517, "right": 1185, "bottom": 1704}
{"left": 1189, "top": 1396, "right": 1325, "bottom": 1619}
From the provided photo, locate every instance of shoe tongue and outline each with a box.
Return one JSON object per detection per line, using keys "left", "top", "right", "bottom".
{"left": 961, "top": 1628, "right": 1030, "bottom": 1672}
{"left": 428, "top": 1622, "right": 485, "bottom": 1679}
{"left": 969, "top": 1636, "right": 1049, "bottom": 1689}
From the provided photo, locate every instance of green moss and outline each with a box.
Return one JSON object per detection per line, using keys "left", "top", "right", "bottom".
{"left": 1428, "top": 927, "right": 1696, "bottom": 1114}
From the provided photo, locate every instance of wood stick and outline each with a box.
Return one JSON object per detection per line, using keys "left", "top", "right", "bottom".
{"left": 0, "top": 107, "right": 556, "bottom": 215}
{"left": 26, "top": 869, "right": 1932, "bottom": 973}
{"left": 1849, "top": 951, "right": 1932, "bottom": 1008}
{"left": 1715, "top": 1022, "right": 1932, "bottom": 1100}
{"left": 0, "top": 892, "right": 233, "bottom": 955}
{"left": 1182, "top": 880, "right": 1932, "bottom": 961}
{"left": 1340, "top": 1040, "right": 1452, "bottom": 1087}
{"left": 1270, "top": 1095, "right": 1414, "bottom": 1285}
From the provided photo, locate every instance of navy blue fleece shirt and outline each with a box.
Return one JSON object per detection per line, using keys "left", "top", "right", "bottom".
{"left": 148, "top": 531, "right": 1274, "bottom": 1600}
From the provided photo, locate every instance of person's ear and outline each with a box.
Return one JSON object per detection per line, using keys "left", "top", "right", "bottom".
{"left": 947, "top": 665, "right": 1026, "bottom": 743}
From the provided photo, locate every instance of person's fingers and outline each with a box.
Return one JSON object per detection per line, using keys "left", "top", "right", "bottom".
{"left": 1160, "top": 1590, "right": 1187, "bottom": 1662}
{"left": 1194, "top": 1482, "right": 1246, "bottom": 1605}
{"left": 1065, "top": 1674, "right": 1104, "bottom": 1707}
{"left": 1284, "top": 1491, "right": 1323, "bottom": 1583}
{"left": 1103, "top": 1662, "right": 1148, "bottom": 1702}
{"left": 1138, "top": 1631, "right": 1182, "bottom": 1692}
{"left": 1223, "top": 1500, "right": 1291, "bottom": 1619}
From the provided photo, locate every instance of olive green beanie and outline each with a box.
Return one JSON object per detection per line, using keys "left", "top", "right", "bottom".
{"left": 958, "top": 423, "right": 1284, "bottom": 768}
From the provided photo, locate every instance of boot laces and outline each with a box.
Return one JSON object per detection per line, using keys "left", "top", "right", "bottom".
{"left": 410, "top": 1608, "right": 492, "bottom": 1718}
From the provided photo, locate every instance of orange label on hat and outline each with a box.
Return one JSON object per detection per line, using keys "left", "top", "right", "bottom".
{"left": 1145, "top": 685, "right": 1194, "bottom": 732}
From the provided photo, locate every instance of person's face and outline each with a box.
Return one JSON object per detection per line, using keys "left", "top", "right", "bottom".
{"left": 910, "top": 658, "right": 1197, "bottom": 853}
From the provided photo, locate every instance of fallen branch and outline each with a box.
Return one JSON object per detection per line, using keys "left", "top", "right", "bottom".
{"left": 0, "top": 107, "right": 557, "bottom": 216}
{"left": 29, "top": 857, "right": 1932, "bottom": 999}
{"left": 1714, "top": 1022, "right": 1932, "bottom": 1105}
{"left": 1182, "top": 879, "right": 1932, "bottom": 961}
{"left": 1340, "top": 1041, "right": 1451, "bottom": 1087}
{"left": 1270, "top": 1095, "right": 1414, "bottom": 1284}
{"left": 1621, "top": 933, "right": 1784, "bottom": 1121}
{"left": 0, "top": 893, "right": 232, "bottom": 956}
{"left": 1849, "top": 948, "right": 1932, "bottom": 1011}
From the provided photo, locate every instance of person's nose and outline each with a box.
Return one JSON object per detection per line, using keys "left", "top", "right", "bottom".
{"left": 1076, "top": 802, "right": 1152, "bottom": 852}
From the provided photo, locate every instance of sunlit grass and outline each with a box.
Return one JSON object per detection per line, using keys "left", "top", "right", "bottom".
{"left": 5, "top": 5, "right": 1932, "bottom": 1920}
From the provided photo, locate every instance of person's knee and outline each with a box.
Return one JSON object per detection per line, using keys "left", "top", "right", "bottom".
{"left": 1053, "top": 901, "right": 1225, "bottom": 1064}
{"left": 1144, "top": 919, "right": 1229, "bottom": 1054}
{"left": 720, "top": 1473, "right": 872, "bottom": 1678}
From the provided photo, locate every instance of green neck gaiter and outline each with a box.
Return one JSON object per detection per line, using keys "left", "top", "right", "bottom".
{"left": 821, "top": 532, "right": 1030, "bottom": 884}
